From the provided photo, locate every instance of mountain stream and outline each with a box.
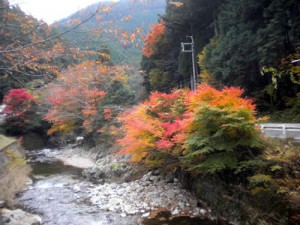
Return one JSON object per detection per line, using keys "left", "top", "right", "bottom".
{"left": 16, "top": 148, "right": 227, "bottom": 225}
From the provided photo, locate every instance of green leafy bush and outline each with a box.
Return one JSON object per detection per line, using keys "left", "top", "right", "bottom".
{"left": 183, "top": 86, "right": 264, "bottom": 173}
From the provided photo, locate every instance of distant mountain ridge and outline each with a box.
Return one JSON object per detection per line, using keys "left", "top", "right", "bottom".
{"left": 52, "top": 0, "right": 166, "bottom": 67}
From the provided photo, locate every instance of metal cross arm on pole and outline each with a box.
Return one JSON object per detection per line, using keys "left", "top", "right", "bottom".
{"left": 181, "top": 43, "right": 193, "bottom": 52}
{"left": 180, "top": 35, "right": 197, "bottom": 91}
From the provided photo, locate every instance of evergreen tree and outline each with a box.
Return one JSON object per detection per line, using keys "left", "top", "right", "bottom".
{"left": 141, "top": 0, "right": 222, "bottom": 92}
{"left": 204, "top": 0, "right": 300, "bottom": 111}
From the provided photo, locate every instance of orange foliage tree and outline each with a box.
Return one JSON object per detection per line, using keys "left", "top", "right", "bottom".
{"left": 44, "top": 61, "right": 132, "bottom": 137}
{"left": 184, "top": 86, "right": 263, "bottom": 173}
{"left": 142, "top": 22, "right": 165, "bottom": 58}
{"left": 118, "top": 85, "right": 264, "bottom": 173}
{"left": 118, "top": 89, "right": 189, "bottom": 167}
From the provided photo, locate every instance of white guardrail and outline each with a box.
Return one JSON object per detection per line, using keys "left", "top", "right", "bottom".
{"left": 259, "top": 123, "right": 300, "bottom": 142}
{"left": 0, "top": 105, "right": 6, "bottom": 125}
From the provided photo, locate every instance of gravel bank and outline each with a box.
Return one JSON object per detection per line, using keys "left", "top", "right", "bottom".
{"left": 87, "top": 170, "right": 211, "bottom": 219}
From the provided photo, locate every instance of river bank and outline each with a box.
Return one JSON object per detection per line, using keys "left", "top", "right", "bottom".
{"left": 0, "top": 135, "right": 41, "bottom": 225}
{"left": 3, "top": 147, "right": 229, "bottom": 225}
{"left": 54, "top": 147, "right": 218, "bottom": 218}
{"left": 3, "top": 142, "right": 298, "bottom": 225}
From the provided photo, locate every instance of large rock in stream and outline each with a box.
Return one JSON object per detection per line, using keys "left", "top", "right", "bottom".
{"left": 0, "top": 208, "right": 41, "bottom": 225}
{"left": 82, "top": 167, "right": 106, "bottom": 184}
{"left": 82, "top": 153, "right": 138, "bottom": 184}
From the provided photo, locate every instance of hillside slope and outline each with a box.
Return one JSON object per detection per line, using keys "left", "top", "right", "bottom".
{"left": 52, "top": 0, "right": 166, "bottom": 67}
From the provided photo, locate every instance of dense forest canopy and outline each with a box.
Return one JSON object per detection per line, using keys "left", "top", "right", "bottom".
{"left": 142, "top": 0, "right": 300, "bottom": 118}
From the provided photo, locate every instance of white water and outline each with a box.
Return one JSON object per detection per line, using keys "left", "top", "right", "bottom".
{"left": 17, "top": 148, "right": 139, "bottom": 225}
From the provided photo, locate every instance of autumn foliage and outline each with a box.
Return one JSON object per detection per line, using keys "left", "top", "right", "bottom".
{"left": 119, "top": 85, "right": 263, "bottom": 172}
{"left": 2, "top": 89, "right": 38, "bottom": 134}
{"left": 3, "top": 89, "right": 35, "bottom": 115}
{"left": 118, "top": 89, "right": 188, "bottom": 165}
{"left": 142, "top": 22, "right": 165, "bottom": 58}
{"left": 44, "top": 61, "right": 105, "bottom": 134}
{"left": 44, "top": 61, "right": 133, "bottom": 137}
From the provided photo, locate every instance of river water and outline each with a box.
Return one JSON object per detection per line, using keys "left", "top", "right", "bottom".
{"left": 16, "top": 148, "right": 227, "bottom": 225}
{"left": 17, "top": 148, "right": 138, "bottom": 225}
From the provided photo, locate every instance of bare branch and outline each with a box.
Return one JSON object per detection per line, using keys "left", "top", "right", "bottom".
{"left": 0, "top": 67, "right": 53, "bottom": 77}
{"left": 4, "top": 70, "right": 27, "bottom": 88}
{"left": 3, "top": 24, "right": 41, "bottom": 49}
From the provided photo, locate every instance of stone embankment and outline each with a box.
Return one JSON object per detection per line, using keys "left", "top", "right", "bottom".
{"left": 0, "top": 135, "right": 40, "bottom": 225}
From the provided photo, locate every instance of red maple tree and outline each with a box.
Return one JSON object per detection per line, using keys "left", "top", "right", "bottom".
{"left": 142, "top": 22, "right": 165, "bottom": 58}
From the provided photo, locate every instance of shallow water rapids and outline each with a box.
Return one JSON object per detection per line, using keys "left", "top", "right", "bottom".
{"left": 17, "top": 148, "right": 139, "bottom": 225}
{"left": 16, "top": 148, "right": 225, "bottom": 225}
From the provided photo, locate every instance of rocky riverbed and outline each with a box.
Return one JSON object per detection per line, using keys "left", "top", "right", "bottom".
{"left": 57, "top": 147, "right": 213, "bottom": 219}
{"left": 0, "top": 147, "right": 228, "bottom": 225}
{"left": 88, "top": 170, "right": 210, "bottom": 218}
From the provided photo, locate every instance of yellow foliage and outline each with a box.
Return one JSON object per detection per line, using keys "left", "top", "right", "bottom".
{"left": 198, "top": 49, "right": 217, "bottom": 85}
{"left": 47, "top": 122, "right": 76, "bottom": 135}
{"left": 6, "top": 149, "right": 26, "bottom": 169}
{"left": 200, "top": 70, "right": 213, "bottom": 85}
{"left": 169, "top": 2, "right": 184, "bottom": 7}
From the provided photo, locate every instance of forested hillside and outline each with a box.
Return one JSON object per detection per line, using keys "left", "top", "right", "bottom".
{"left": 52, "top": 0, "right": 166, "bottom": 67}
{"left": 0, "top": 0, "right": 86, "bottom": 102}
{"left": 0, "top": 0, "right": 164, "bottom": 101}
{"left": 142, "top": 0, "right": 300, "bottom": 119}
{"left": 0, "top": 0, "right": 54, "bottom": 101}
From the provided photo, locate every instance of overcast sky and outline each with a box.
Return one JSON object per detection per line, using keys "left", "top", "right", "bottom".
{"left": 9, "top": 0, "right": 110, "bottom": 24}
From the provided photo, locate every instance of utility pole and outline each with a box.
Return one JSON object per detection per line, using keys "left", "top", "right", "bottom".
{"left": 181, "top": 36, "right": 196, "bottom": 91}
